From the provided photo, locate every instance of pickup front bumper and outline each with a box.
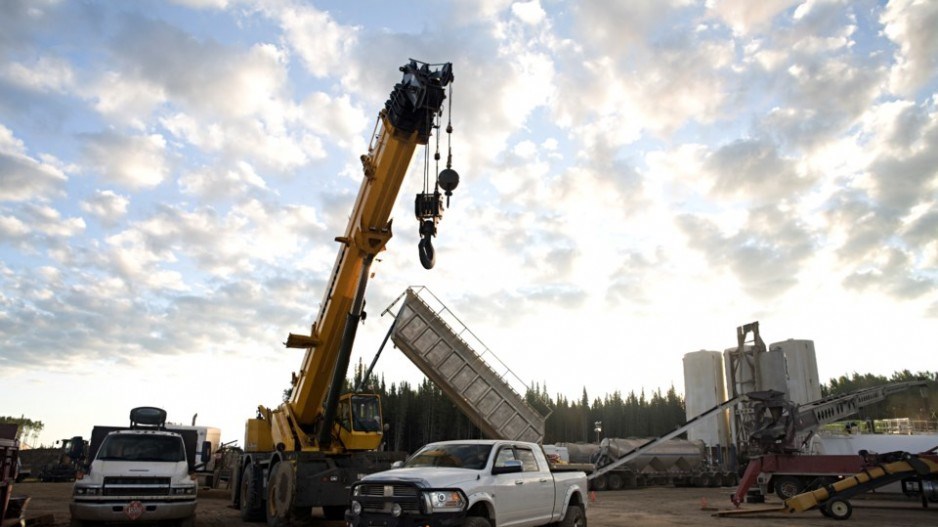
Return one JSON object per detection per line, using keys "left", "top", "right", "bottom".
{"left": 348, "top": 481, "right": 469, "bottom": 527}
{"left": 346, "top": 509, "right": 466, "bottom": 527}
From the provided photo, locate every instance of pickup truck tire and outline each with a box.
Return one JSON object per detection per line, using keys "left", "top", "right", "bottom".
{"left": 462, "top": 516, "right": 492, "bottom": 527}
{"left": 240, "top": 463, "right": 266, "bottom": 522}
{"left": 560, "top": 505, "right": 585, "bottom": 527}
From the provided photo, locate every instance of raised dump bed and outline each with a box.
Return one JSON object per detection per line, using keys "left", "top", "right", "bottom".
{"left": 388, "top": 287, "right": 547, "bottom": 443}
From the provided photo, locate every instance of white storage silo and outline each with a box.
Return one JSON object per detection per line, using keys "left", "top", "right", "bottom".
{"left": 756, "top": 347, "right": 789, "bottom": 396}
{"left": 770, "top": 339, "right": 821, "bottom": 405}
{"left": 683, "top": 350, "right": 730, "bottom": 447}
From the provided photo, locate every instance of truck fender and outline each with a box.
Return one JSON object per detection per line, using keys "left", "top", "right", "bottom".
{"left": 465, "top": 492, "right": 496, "bottom": 522}
{"left": 559, "top": 484, "right": 586, "bottom": 519}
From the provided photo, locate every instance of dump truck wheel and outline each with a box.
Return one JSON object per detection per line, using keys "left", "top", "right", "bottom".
{"left": 824, "top": 498, "right": 852, "bottom": 520}
{"left": 607, "top": 473, "right": 623, "bottom": 491}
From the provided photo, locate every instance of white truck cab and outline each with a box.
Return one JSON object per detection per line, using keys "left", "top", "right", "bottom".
{"left": 70, "top": 407, "right": 200, "bottom": 527}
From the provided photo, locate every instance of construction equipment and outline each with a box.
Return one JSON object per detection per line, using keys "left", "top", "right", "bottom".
{"left": 36, "top": 436, "right": 86, "bottom": 482}
{"left": 1, "top": 423, "right": 28, "bottom": 527}
{"left": 783, "top": 450, "right": 938, "bottom": 519}
{"left": 233, "top": 60, "right": 458, "bottom": 525}
{"left": 587, "top": 396, "right": 744, "bottom": 490}
{"left": 381, "top": 286, "right": 548, "bottom": 443}
{"left": 732, "top": 380, "right": 929, "bottom": 505}
{"left": 716, "top": 449, "right": 938, "bottom": 520}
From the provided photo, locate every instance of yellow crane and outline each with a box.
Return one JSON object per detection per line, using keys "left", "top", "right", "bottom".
{"left": 233, "top": 60, "right": 457, "bottom": 526}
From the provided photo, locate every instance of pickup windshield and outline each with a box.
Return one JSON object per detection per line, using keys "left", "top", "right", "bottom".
{"left": 404, "top": 444, "right": 492, "bottom": 470}
{"left": 97, "top": 434, "right": 186, "bottom": 462}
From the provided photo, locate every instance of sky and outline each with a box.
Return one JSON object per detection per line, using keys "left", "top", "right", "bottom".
{"left": 1, "top": 0, "right": 936, "bottom": 448}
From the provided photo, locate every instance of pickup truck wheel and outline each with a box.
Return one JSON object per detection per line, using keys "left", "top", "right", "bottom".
{"left": 462, "top": 516, "right": 491, "bottom": 527}
{"left": 560, "top": 505, "right": 585, "bottom": 527}
{"left": 240, "top": 463, "right": 266, "bottom": 522}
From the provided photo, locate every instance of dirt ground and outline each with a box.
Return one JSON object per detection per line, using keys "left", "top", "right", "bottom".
{"left": 9, "top": 481, "right": 936, "bottom": 526}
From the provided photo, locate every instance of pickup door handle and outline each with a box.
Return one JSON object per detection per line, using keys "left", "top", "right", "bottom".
{"left": 515, "top": 480, "right": 524, "bottom": 485}
{"left": 539, "top": 478, "right": 549, "bottom": 483}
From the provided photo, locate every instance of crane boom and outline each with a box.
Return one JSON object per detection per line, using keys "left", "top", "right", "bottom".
{"left": 236, "top": 60, "right": 457, "bottom": 524}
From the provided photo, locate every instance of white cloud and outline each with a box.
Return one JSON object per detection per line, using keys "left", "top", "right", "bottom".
{"left": 0, "top": 124, "right": 68, "bottom": 201}
{"left": 511, "top": 0, "right": 546, "bottom": 25}
{"left": 1, "top": 55, "right": 74, "bottom": 93}
{"left": 707, "top": 0, "right": 800, "bottom": 35}
{"left": 272, "top": 3, "right": 358, "bottom": 78}
{"left": 81, "top": 131, "right": 169, "bottom": 189}
{"left": 80, "top": 190, "right": 130, "bottom": 227}
{"left": 882, "top": 0, "right": 938, "bottom": 95}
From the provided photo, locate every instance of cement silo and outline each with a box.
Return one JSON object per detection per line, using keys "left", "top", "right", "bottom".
{"left": 682, "top": 350, "right": 730, "bottom": 447}
{"left": 756, "top": 347, "right": 788, "bottom": 396}
{"left": 770, "top": 339, "right": 821, "bottom": 405}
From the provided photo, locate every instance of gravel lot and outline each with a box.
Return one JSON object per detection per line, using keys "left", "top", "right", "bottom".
{"left": 10, "top": 481, "right": 935, "bottom": 526}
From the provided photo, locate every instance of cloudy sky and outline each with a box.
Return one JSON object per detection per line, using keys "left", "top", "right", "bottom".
{"left": 1, "top": 0, "right": 936, "bottom": 447}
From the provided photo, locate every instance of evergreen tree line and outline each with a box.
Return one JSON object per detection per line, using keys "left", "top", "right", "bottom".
{"left": 820, "top": 369, "right": 938, "bottom": 423}
{"left": 355, "top": 365, "right": 937, "bottom": 455}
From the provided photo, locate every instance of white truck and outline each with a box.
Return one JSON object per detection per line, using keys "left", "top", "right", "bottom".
{"left": 70, "top": 407, "right": 203, "bottom": 527}
{"left": 346, "top": 439, "right": 588, "bottom": 527}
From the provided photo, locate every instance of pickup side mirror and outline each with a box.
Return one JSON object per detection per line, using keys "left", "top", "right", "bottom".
{"left": 200, "top": 441, "right": 212, "bottom": 463}
{"left": 391, "top": 460, "right": 404, "bottom": 469}
{"left": 492, "top": 460, "right": 523, "bottom": 475}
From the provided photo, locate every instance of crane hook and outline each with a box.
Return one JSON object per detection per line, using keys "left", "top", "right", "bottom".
{"left": 418, "top": 219, "right": 436, "bottom": 269}
{"left": 418, "top": 236, "right": 435, "bottom": 269}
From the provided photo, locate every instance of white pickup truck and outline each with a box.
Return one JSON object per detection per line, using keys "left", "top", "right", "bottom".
{"left": 346, "top": 439, "right": 588, "bottom": 527}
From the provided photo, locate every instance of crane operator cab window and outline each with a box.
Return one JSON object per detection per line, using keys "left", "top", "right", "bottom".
{"left": 338, "top": 395, "right": 382, "bottom": 433}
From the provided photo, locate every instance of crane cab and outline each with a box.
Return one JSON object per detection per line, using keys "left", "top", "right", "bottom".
{"left": 335, "top": 393, "right": 384, "bottom": 451}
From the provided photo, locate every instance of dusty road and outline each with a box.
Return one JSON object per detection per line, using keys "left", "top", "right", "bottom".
{"left": 11, "top": 481, "right": 936, "bottom": 526}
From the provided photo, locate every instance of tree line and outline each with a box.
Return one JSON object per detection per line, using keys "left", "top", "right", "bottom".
{"left": 358, "top": 366, "right": 937, "bottom": 454}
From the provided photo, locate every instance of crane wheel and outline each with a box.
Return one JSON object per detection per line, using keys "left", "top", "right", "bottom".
{"left": 240, "top": 463, "right": 266, "bottom": 522}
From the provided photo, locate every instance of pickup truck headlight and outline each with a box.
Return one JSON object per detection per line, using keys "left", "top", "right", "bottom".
{"left": 422, "top": 490, "right": 466, "bottom": 513}
{"left": 172, "top": 486, "right": 197, "bottom": 495}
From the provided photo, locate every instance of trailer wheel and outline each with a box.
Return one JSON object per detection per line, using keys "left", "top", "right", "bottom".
{"left": 607, "top": 473, "right": 623, "bottom": 491}
{"left": 822, "top": 498, "right": 852, "bottom": 520}
{"left": 774, "top": 476, "right": 805, "bottom": 500}
{"left": 240, "top": 463, "right": 266, "bottom": 522}
{"left": 590, "top": 475, "right": 607, "bottom": 491}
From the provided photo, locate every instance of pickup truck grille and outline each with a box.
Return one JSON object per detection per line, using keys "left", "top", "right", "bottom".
{"left": 356, "top": 484, "right": 419, "bottom": 498}
{"left": 355, "top": 483, "right": 421, "bottom": 514}
{"left": 102, "top": 476, "right": 172, "bottom": 496}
